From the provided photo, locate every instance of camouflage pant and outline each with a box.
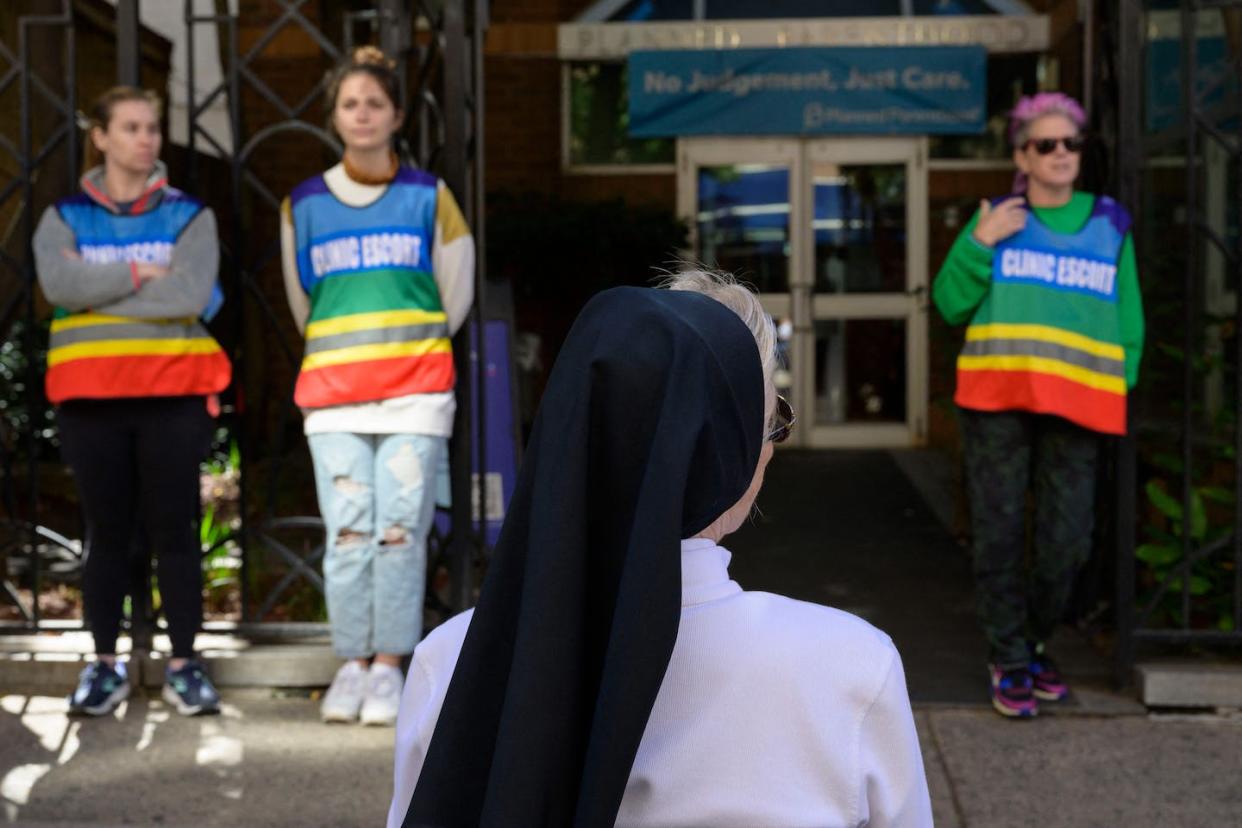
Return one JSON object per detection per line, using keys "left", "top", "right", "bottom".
{"left": 960, "top": 408, "right": 1100, "bottom": 668}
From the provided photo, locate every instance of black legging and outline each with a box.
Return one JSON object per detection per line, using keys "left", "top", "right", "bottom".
{"left": 57, "top": 396, "right": 213, "bottom": 659}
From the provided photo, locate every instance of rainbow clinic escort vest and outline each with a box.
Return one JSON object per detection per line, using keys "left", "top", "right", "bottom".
{"left": 955, "top": 196, "right": 1131, "bottom": 435}
{"left": 46, "top": 191, "right": 230, "bottom": 404}
{"left": 290, "top": 167, "right": 453, "bottom": 409}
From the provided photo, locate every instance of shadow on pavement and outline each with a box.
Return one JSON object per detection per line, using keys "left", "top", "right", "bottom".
{"left": 1, "top": 691, "right": 392, "bottom": 827}
{"left": 728, "top": 449, "right": 1009, "bottom": 705}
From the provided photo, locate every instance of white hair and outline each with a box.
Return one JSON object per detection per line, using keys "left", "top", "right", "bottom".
{"left": 660, "top": 268, "right": 779, "bottom": 425}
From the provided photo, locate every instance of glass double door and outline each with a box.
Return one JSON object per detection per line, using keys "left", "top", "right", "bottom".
{"left": 677, "top": 137, "right": 929, "bottom": 448}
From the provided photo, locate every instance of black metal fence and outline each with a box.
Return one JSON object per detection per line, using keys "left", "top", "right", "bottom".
{"left": 1113, "top": 0, "right": 1242, "bottom": 682}
{"left": 0, "top": 0, "right": 80, "bottom": 628}
{"left": 0, "top": 0, "right": 489, "bottom": 633}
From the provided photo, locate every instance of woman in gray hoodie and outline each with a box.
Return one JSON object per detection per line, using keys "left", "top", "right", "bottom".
{"left": 33, "top": 86, "right": 230, "bottom": 717}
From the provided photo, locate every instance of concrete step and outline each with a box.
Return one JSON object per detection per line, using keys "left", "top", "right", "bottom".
{"left": 0, "top": 630, "right": 341, "bottom": 690}
{"left": 1137, "top": 660, "right": 1242, "bottom": 709}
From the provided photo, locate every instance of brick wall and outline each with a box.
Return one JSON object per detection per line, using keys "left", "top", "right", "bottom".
{"left": 484, "top": 56, "right": 562, "bottom": 195}
{"left": 483, "top": 0, "right": 677, "bottom": 209}
{"left": 483, "top": 47, "right": 675, "bottom": 208}
{"left": 492, "top": 0, "right": 586, "bottom": 24}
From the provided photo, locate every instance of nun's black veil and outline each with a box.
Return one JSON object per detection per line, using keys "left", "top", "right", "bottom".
{"left": 402, "top": 286, "right": 765, "bottom": 827}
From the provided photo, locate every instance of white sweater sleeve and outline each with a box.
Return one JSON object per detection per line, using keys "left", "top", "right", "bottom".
{"left": 432, "top": 180, "right": 475, "bottom": 336}
{"left": 857, "top": 648, "right": 934, "bottom": 828}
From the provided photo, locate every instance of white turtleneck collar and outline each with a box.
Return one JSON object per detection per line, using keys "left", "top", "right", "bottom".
{"left": 679, "top": 538, "right": 742, "bottom": 608}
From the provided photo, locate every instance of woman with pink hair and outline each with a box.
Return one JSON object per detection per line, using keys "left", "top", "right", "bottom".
{"left": 932, "top": 93, "right": 1144, "bottom": 718}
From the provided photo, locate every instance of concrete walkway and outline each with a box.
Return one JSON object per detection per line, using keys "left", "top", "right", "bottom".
{"left": 5, "top": 448, "right": 1242, "bottom": 824}
{"left": 917, "top": 706, "right": 1242, "bottom": 827}
{"left": 3, "top": 688, "right": 1242, "bottom": 826}
{"left": 729, "top": 448, "right": 1028, "bottom": 704}
{"left": 1, "top": 690, "right": 392, "bottom": 827}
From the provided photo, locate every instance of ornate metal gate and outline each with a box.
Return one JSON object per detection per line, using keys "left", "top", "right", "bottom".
{"left": 1113, "top": 0, "right": 1242, "bottom": 681}
{"left": 0, "top": 0, "right": 489, "bottom": 635}
{"left": 0, "top": 0, "right": 81, "bottom": 630}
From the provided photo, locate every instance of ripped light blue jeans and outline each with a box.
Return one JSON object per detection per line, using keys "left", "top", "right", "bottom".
{"left": 308, "top": 432, "right": 445, "bottom": 658}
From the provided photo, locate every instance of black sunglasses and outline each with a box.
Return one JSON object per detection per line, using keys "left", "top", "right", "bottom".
{"left": 1023, "top": 135, "right": 1085, "bottom": 155}
{"left": 767, "top": 395, "right": 796, "bottom": 444}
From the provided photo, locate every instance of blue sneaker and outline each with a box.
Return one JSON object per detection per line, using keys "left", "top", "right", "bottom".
{"left": 67, "top": 660, "right": 130, "bottom": 716}
{"left": 162, "top": 660, "right": 221, "bottom": 716}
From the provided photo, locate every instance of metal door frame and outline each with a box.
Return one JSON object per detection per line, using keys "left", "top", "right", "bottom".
{"left": 801, "top": 136, "right": 928, "bottom": 448}
{"left": 676, "top": 136, "right": 928, "bottom": 448}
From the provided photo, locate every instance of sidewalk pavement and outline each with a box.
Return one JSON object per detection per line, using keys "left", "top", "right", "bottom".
{"left": 3, "top": 686, "right": 1241, "bottom": 827}
{"left": 5, "top": 449, "right": 1242, "bottom": 824}
{"left": 918, "top": 705, "right": 1242, "bottom": 827}
{"left": 728, "top": 448, "right": 999, "bottom": 704}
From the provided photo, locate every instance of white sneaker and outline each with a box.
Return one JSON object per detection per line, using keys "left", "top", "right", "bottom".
{"left": 359, "top": 663, "right": 404, "bottom": 727}
{"left": 321, "top": 661, "right": 368, "bottom": 723}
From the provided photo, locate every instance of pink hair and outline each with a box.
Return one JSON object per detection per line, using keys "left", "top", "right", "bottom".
{"left": 1007, "top": 93, "right": 1087, "bottom": 193}
{"left": 1007, "top": 92, "right": 1087, "bottom": 146}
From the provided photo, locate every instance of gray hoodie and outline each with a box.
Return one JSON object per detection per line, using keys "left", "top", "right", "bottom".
{"left": 33, "top": 162, "right": 220, "bottom": 320}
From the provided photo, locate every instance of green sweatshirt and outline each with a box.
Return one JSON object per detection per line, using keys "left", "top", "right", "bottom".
{"left": 932, "top": 191, "right": 1144, "bottom": 388}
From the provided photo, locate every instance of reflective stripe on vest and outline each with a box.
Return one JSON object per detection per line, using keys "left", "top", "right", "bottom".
{"left": 46, "top": 313, "right": 230, "bottom": 403}
{"left": 955, "top": 196, "right": 1130, "bottom": 435}
{"left": 290, "top": 168, "right": 454, "bottom": 409}
{"left": 47, "top": 190, "right": 231, "bottom": 403}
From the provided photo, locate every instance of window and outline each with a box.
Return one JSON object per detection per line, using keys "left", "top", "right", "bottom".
{"left": 566, "top": 62, "right": 675, "bottom": 170}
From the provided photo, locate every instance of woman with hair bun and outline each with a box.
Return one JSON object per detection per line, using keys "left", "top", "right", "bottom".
{"left": 280, "top": 46, "right": 474, "bottom": 726}
{"left": 34, "top": 85, "right": 231, "bottom": 717}
{"left": 933, "top": 92, "right": 1144, "bottom": 718}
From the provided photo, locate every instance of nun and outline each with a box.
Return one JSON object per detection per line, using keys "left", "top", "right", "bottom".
{"left": 388, "top": 271, "right": 933, "bottom": 827}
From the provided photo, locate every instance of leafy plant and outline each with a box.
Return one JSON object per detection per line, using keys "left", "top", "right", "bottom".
{"left": 0, "top": 317, "right": 57, "bottom": 453}
{"left": 1130, "top": 159, "right": 1241, "bottom": 634}
{"left": 1137, "top": 476, "right": 1236, "bottom": 631}
{"left": 200, "top": 430, "right": 242, "bottom": 617}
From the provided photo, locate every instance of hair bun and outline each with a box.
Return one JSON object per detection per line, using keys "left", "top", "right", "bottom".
{"left": 352, "top": 45, "right": 396, "bottom": 71}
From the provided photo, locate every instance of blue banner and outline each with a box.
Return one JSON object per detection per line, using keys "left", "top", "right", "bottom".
{"left": 628, "top": 46, "right": 987, "bottom": 137}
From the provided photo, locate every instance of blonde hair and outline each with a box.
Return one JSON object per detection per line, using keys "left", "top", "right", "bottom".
{"left": 660, "top": 268, "right": 779, "bottom": 426}
{"left": 81, "top": 86, "right": 162, "bottom": 170}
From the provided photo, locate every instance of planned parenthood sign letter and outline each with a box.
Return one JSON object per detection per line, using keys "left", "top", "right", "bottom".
{"left": 628, "top": 46, "right": 986, "bottom": 136}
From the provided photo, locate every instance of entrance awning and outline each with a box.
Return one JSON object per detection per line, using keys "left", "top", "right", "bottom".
{"left": 559, "top": 16, "right": 1049, "bottom": 59}
{"left": 559, "top": 0, "right": 1049, "bottom": 60}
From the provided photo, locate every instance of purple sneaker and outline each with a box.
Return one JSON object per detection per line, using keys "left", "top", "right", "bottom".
{"left": 988, "top": 664, "right": 1038, "bottom": 718}
{"left": 1030, "top": 649, "right": 1069, "bottom": 701}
